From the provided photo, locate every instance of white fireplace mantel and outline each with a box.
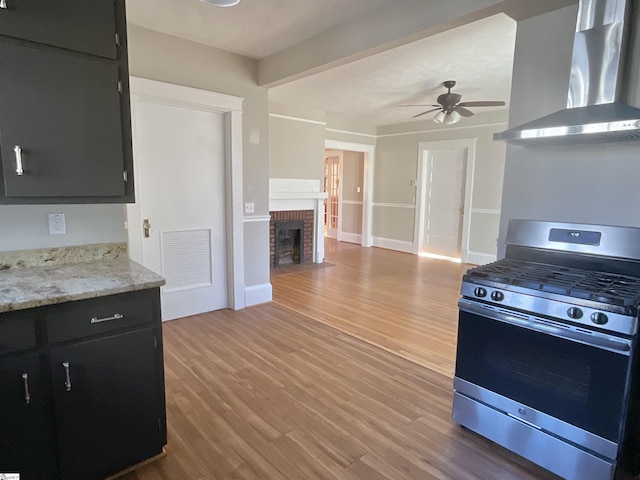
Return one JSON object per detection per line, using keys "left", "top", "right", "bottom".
{"left": 269, "top": 178, "right": 328, "bottom": 263}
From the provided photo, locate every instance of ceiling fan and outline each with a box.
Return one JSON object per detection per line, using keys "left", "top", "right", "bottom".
{"left": 399, "top": 80, "right": 506, "bottom": 125}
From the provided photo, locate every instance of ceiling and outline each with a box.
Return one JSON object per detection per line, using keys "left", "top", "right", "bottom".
{"left": 126, "top": 0, "right": 517, "bottom": 127}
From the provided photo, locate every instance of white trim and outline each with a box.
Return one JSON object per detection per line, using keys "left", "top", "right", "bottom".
{"left": 243, "top": 215, "right": 271, "bottom": 223}
{"left": 128, "top": 76, "right": 246, "bottom": 311}
{"left": 413, "top": 138, "right": 476, "bottom": 265}
{"left": 325, "top": 140, "right": 375, "bottom": 248}
{"left": 373, "top": 203, "right": 416, "bottom": 209}
{"left": 341, "top": 232, "right": 363, "bottom": 244}
{"left": 342, "top": 200, "right": 363, "bottom": 205}
{"left": 471, "top": 208, "right": 501, "bottom": 215}
{"left": 325, "top": 127, "right": 377, "bottom": 139}
{"left": 269, "top": 113, "right": 326, "bottom": 126}
{"left": 377, "top": 121, "right": 508, "bottom": 138}
{"left": 466, "top": 251, "right": 497, "bottom": 266}
{"left": 372, "top": 236, "right": 413, "bottom": 254}
{"left": 245, "top": 283, "right": 273, "bottom": 307}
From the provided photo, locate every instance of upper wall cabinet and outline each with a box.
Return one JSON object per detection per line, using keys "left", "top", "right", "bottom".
{"left": 0, "top": 0, "right": 134, "bottom": 204}
{"left": 0, "top": 0, "right": 118, "bottom": 59}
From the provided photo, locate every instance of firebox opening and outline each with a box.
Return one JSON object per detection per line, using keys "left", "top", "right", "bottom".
{"left": 274, "top": 220, "right": 304, "bottom": 268}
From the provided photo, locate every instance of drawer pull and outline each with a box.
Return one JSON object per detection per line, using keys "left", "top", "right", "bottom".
{"left": 22, "top": 373, "right": 31, "bottom": 405}
{"left": 0, "top": 1, "right": 7, "bottom": 9}
{"left": 91, "top": 313, "right": 124, "bottom": 324}
{"left": 14, "top": 145, "right": 24, "bottom": 175}
{"left": 63, "top": 362, "right": 72, "bottom": 391}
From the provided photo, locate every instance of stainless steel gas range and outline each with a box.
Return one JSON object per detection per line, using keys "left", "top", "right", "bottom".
{"left": 453, "top": 220, "right": 640, "bottom": 480}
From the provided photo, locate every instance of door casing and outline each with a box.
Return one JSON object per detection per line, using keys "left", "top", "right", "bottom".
{"left": 127, "top": 77, "right": 246, "bottom": 311}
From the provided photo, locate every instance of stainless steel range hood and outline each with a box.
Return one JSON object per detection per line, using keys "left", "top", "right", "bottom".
{"left": 494, "top": 0, "right": 640, "bottom": 144}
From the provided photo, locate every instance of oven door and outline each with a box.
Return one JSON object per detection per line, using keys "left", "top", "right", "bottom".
{"left": 455, "top": 298, "right": 634, "bottom": 457}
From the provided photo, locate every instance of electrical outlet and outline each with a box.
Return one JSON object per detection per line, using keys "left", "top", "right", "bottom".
{"left": 244, "top": 202, "right": 255, "bottom": 214}
{"left": 48, "top": 213, "right": 66, "bottom": 235}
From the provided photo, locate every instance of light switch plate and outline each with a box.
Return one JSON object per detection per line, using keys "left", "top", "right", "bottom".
{"left": 48, "top": 213, "right": 66, "bottom": 235}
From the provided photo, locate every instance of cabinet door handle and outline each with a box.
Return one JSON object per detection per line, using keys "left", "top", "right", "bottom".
{"left": 0, "top": 1, "right": 7, "bottom": 9}
{"left": 91, "top": 313, "right": 124, "bottom": 324}
{"left": 14, "top": 145, "right": 24, "bottom": 175}
{"left": 62, "top": 362, "right": 72, "bottom": 391}
{"left": 22, "top": 373, "right": 31, "bottom": 405}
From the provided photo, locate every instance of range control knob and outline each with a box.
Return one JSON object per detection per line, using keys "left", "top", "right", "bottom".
{"left": 490, "top": 291, "right": 504, "bottom": 302}
{"left": 591, "top": 312, "right": 609, "bottom": 325}
{"left": 567, "top": 307, "right": 583, "bottom": 319}
{"left": 473, "top": 287, "right": 487, "bottom": 298}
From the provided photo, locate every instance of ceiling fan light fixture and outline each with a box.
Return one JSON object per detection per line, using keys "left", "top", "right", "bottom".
{"left": 434, "top": 110, "right": 461, "bottom": 125}
{"left": 199, "top": 0, "right": 240, "bottom": 7}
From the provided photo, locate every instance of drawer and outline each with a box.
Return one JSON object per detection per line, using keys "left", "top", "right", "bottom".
{"left": 46, "top": 290, "right": 154, "bottom": 343}
{"left": 0, "top": 312, "right": 37, "bottom": 355}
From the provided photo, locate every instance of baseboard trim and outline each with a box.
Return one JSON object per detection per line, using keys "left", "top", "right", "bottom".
{"left": 465, "top": 251, "right": 497, "bottom": 266}
{"left": 372, "top": 237, "right": 413, "bottom": 254}
{"left": 245, "top": 283, "right": 273, "bottom": 307}
{"left": 340, "top": 232, "right": 362, "bottom": 244}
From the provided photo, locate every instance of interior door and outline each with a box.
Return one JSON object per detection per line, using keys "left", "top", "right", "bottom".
{"left": 128, "top": 97, "right": 228, "bottom": 321}
{"left": 324, "top": 154, "right": 340, "bottom": 238}
{"left": 420, "top": 147, "right": 467, "bottom": 258}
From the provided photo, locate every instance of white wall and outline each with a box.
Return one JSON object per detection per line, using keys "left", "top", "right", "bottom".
{"left": 498, "top": 4, "right": 640, "bottom": 257}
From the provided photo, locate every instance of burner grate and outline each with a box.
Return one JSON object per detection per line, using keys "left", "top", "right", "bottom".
{"left": 466, "top": 259, "right": 640, "bottom": 307}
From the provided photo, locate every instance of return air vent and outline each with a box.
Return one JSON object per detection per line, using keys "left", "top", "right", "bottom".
{"left": 161, "top": 229, "right": 213, "bottom": 291}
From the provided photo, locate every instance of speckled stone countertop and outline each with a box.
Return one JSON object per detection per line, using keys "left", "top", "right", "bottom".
{"left": 0, "top": 244, "right": 165, "bottom": 313}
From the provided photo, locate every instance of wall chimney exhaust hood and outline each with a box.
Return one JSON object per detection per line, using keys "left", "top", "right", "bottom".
{"left": 494, "top": 0, "right": 640, "bottom": 144}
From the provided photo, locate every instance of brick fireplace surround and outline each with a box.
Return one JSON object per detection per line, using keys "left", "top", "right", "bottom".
{"left": 270, "top": 210, "right": 314, "bottom": 268}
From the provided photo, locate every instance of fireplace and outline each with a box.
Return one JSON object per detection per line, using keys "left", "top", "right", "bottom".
{"left": 274, "top": 220, "right": 304, "bottom": 267}
{"left": 269, "top": 210, "right": 313, "bottom": 268}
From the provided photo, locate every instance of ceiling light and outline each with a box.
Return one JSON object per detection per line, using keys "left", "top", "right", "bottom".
{"left": 433, "top": 110, "right": 461, "bottom": 125}
{"left": 200, "top": 0, "right": 240, "bottom": 6}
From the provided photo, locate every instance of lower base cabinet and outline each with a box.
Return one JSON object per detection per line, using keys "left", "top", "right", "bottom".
{"left": 0, "top": 354, "right": 58, "bottom": 480}
{"left": 0, "top": 288, "right": 166, "bottom": 480}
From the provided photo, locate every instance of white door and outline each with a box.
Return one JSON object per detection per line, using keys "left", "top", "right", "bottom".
{"left": 128, "top": 98, "right": 228, "bottom": 321}
{"left": 419, "top": 147, "right": 467, "bottom": 258}
{"left": 324, "top": 154, "right": 340, "bottom": 238}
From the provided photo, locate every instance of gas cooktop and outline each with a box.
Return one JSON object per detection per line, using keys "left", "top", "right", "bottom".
{"left": 465, "top": 259, "right": 640, "bottom": 308}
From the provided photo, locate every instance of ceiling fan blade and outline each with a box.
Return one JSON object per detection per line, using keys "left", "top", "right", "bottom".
{"left": 455, "top": 107, "right": 474, "bottom": 117}
{"left": 413, "top": 108, "right": 441, "bottom": 118}
{"left": 457, "top": 101, "right": 505, "bottom": 107}
{"left": 397, "top": 104, "right": 440, "bottom": 108}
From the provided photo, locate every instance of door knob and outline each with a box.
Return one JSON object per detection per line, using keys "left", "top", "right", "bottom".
{"left": 143, "top": 219, "right": 151, "bottom": 238}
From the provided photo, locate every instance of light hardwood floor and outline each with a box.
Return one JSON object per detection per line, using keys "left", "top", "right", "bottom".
{"left": 272, "top": 239, "right": 469, "bottom": 378}
{"left": 123, "top": 240, "right": 558, "bottom": 479}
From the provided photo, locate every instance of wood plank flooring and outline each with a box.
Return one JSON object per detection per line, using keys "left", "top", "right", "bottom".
{"left": 272, "top": 239, "right": 469, "bottom": 378}
{"left": 121, "top": 302, "right": 557, "bottom": 480}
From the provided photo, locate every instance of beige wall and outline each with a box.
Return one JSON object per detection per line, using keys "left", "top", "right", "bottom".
{"left": 341, "top": 151, "right": 365, "bottom": 235}
{"left": 269, "top": 116, "right": 325, "bottom": 181}
{"left": 499, "top": 4, "right": 640, "bottom": 257}
{"left": 374, "top": 113, "right": 508, "bottom": 257}
{"left": 128, "top": 25, "right": 270, "bottom": 288}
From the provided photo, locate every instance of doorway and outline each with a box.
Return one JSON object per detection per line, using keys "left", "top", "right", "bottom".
{"left": 127, "top": 77, "right": 246, "bottom": 320}
{"left": 413, "top": 139, "right": 475, "bottom": 262}
{"left": 323, "top": 140, "right": 375, "bottom": 247}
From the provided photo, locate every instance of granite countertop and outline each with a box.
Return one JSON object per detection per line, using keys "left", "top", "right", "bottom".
{"left": 0, "top": 245, "right": 165, "bottom": 314}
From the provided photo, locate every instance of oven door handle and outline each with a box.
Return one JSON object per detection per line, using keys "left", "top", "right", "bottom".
{"left": 459, "top": 299, "right": 632, "bottom": 355}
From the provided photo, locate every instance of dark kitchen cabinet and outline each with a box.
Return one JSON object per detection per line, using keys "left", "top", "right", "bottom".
{"left": 0, "top": 354, "right": 58, "bottom": 480}
{"left": 50, "top": 328, "right": 164, "bottom": 480}
{"left": 0, "top": 288, "right": 166, "bottom": 480}
{"left": 0, "top": 0, "right": 118, "bottom": 59}
{"left": 0, "top": 0, "right": 134, "bottom": 204}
